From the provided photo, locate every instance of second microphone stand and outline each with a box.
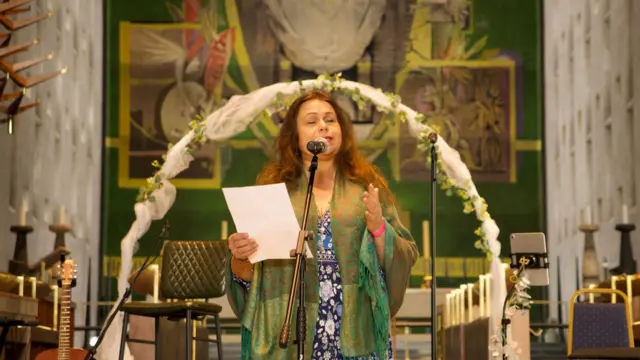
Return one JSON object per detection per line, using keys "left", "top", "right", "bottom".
{"left": 279, "top": 153, "right": 318, "bottom": 357}
{"left": 428, "top": 133, "right": 438, "bottom": 360}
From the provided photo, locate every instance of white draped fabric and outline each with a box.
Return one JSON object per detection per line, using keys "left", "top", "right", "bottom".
{"left": 96, "top": 79, "right": 505, "bottom": 359}
{"left": 264, "top": 0, "right": 387, "bottom": 74}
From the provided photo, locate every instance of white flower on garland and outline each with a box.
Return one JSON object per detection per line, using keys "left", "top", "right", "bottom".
{"left": 489, "top": 267, "right": 532, "bottom": 359}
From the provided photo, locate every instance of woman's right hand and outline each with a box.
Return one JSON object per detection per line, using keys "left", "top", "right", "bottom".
{"left": 228, "top": 232, "right": 258, "bottom": 260}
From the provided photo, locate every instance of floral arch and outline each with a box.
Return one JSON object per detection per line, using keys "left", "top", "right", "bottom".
{"left": 97, "top": 74, "right": 509, "bottom": 359}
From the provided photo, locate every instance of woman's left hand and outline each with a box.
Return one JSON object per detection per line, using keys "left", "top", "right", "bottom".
{"left": 363, "top": 183, "right": 384, "bottom": 234}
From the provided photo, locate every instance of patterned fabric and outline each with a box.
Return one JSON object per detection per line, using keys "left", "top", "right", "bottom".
{"left": 231, "top": 211, "right": 394, "bottom": 359}
{"left": 225, "top": 174, "right": 419, "bottom": 359}
{"left": 571, "top": 303, "right": 631, "bottom": 350}
{"left": 232, "top": 272, "right": 251, "bottom": 291}
{"left": 312, "top": 210, "right": 393, "bottom": 360}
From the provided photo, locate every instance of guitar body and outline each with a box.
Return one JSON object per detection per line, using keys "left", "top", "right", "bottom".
{"left": 34, "top": 348, "right": 89, "bottom": 360}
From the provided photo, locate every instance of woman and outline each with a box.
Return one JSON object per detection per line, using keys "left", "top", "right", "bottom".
{"left": 226, "top": 90, "right": 418, "bottom": 359}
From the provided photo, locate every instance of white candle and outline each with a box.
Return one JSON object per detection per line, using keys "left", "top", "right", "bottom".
{"left": 29, "top": 277, "right": 36, "bottom": 298}
{"left": 622, "top": 205, "right": 629, "bottom": 224}
{"left": 422, "top": 221, "right": 430, "bottom": 259}
{"left": 588, "top": 284, "right": 596, "bottom": 303}
{"left": 151, "top": 264, "right": 159, "bottom": 303}
{"left": 486, "top": 274, "right": 492, "bottom": 316}
{"left": 221, "top": 220, "right": 228, "bottom": 240}
{"left": 585, "top": 206, "right": 592, "bottom": 224}
{"left": 460, "top": 285, "right": 467, "bottom": 324}
{"left": 59, "top": 205, "right": 66, "bottom": 224}
{"left": 19, "top": 198, "right": 28, "bottom": 226}
{"left": 40, "top": 262, "right": 46, "bottom": 282}
{"left": 445, "top": 293, "right": 451, "bottom": 328}
{"left": 502, "top": 263, "right": 509, "bottom": 291}
{"left": 17, "top": 276, "right": 24, "bottom": 296}
{"left": 467, "top": 283, "right": 474, "bottom": 322}
{"left": 479, "top": 275, "right": 485, "bottom": 317}
{"left": 453, "top": 290, "right": 459, "bottom": 325}
{"left": 52, "top": 285, "right": 59, "bottom": 330}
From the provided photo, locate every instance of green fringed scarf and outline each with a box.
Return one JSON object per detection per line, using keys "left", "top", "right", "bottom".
{"left": 358, "top": 234, "right": 391, "bottom": 359}
{"left": 227, "top": 176, "right": 418, "bottom": 360}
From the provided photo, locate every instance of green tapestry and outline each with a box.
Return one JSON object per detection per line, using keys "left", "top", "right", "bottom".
{"left": 102, "top": 0, "right": 543, "bottom": 305}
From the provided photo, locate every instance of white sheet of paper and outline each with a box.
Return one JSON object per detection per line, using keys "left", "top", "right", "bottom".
{"left": 222, "top": 183, "right": 313, "bottom": 263}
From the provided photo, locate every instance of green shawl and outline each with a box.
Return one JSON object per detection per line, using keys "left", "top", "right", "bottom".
{"left": 225, "top": 176, "right": 418, "bottom": 359}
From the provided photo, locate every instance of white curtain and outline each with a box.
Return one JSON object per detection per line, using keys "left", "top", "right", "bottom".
{"left": 264, "top": 0, "right": 386, "bottom": 74}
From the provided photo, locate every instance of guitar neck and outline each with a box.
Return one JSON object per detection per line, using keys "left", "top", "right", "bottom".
{"left": 57, "top": 282, "right": 72, "bottom": 360}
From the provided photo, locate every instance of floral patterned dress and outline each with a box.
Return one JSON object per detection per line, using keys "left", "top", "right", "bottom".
{"left": 232, "top": 209, "right": 393, "bottom": 359}
{"left": 313, "top": 210, "right": 393, "bottom": 360}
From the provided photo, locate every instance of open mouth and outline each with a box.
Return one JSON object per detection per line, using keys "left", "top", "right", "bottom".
{"left": 323, "top": 136, "right": 333, "bottom": 142}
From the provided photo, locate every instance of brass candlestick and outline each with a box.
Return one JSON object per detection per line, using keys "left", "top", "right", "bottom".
{"left": 579, "top": 223, "right": 600, "bottom": 289}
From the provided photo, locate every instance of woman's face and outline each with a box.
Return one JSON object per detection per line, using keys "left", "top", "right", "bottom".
{"left": 296, "top": 99, "right": 343, "bottom": 159}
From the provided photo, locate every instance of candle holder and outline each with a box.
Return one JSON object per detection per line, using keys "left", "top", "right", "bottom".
{"left": 611, "top": 222, "right": 636, "bottom": 276}
{"left": 25, "top": 223, "right": 72, "bottom": 280}
{"left": 579, "top": 224, "right": 600, "bottom": 288}
{"left": 49, "top": 223, "right": 71, "bottom": 249}
{"left": 8, "top": 224, "right": 33, "bottom": 275}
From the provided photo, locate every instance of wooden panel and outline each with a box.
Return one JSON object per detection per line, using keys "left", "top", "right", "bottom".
{"left": 0, "top": 292, "right": 38, "bottom": 321}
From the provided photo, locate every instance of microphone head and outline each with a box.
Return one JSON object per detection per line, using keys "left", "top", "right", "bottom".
{"left": 307, "top": 138, "right": 329, "bottom": 154}
{"left": 315, "top": 137, "right": 329, "bottom": 149}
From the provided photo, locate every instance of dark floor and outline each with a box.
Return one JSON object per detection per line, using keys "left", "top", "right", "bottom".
{"left": 206, "top": 336, "right": 567, "bottom": 359}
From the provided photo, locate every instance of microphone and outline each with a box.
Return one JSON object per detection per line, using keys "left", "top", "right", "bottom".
{"left": 306, "top": 138, "right": 329, "bottom": 155}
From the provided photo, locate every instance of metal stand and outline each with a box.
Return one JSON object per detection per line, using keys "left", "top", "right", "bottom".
{"left": 279, "top": 154, "right": 319, "bottom": 358}
{"left": 502, "top": 252, "right": 549, "bottom": 360}
{"left": 501, "top": 270, "right": 525, "bottom": 360}
{"left": 0, "top": 317, "right": 39, "bottom": 355}
{"left": 428, "top": 133, "right": 438, "bottom": 360}
{"left": 84, "top": 221, "right": 170, "bottom": 360}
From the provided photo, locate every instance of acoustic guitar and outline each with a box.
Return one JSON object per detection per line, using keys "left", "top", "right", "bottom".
{"left": 35, "top": 257, "right": 88, "bottom": 360}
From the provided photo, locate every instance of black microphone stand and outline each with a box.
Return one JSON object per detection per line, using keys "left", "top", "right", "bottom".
{"left": 84, "top": 220, "right": 170, "bottom": 360}
{"left": 279, "top": 153, "right": 319, "bottom": 358}
{"left": 428, "top": 133, "right": 438, "bottom": 360}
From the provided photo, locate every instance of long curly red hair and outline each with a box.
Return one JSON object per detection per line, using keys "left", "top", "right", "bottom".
{"left": 256, "top": 90, "right": 394, "bottom": 204}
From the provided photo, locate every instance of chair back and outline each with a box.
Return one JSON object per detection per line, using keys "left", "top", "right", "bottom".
{"left": 568, "top": 288, "right": 634, "bottom": 355}
{"left": 160, "top": 240, "right": 228, "bottom": 300}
